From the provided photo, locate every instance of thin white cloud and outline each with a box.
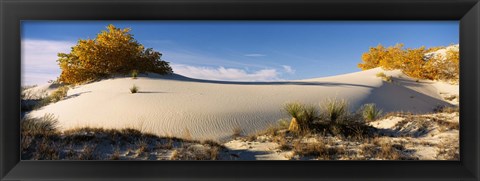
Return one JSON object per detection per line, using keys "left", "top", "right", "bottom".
{"left": 282, "top": 65, "right": 295, "bottom": 74}
{"left": 244, "top": 53, "right": 266, "bottom": 57}
{"left": 22, "top": 39, "right": 75, "bottom": 85}
{"left": 162, "top": 50, "right": 269, "bottom": 69}
{"left": 172, "top": 64, "right": 280, "bottom": 81}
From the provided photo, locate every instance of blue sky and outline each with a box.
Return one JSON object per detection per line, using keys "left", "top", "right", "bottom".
{"left": 21, "top": 21, "right": 459, "bottom": 85}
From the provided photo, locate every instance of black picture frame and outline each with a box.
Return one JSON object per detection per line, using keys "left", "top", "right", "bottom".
{"left": 1, "top": 0, "right": 479, "bottom": 180}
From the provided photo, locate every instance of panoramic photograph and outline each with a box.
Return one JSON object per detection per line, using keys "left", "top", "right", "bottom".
{"left": 21, "top": 21, "right": 459, "bottom": 160}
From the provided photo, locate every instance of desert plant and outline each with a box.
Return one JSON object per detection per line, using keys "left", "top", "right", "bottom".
{"left": 21, "top": 114, "right": 58, "bottom": 136}
{"left": 50, "top": 86, "right": 69, "bottom": 102}
{"left": 131, "top": 69, "right": 139, "bottom": 79}
{"left": 130, "top": 85, "right": 139, "bottom": 94}
{"left": 359, "top": 44, "right": 459, "bottom": 82}
{"left": 361, "top": 103, "right": 383, "bottom": 122}
{"left": 277, "top": 118, "right": 290, "bottom": 129}
{"left": 376, "top": 72, "right": 392, "bottom": 82}
{"left": 284, "top": 102, "right": 304, "bottom": 133}
{"left": 57, "top": 24, "right": 172, "bottom": 84}
{"left": 298, "top": 104, "right": 319, "bottom": 131}
{"left": 31, "top": 86, "right": 70, "bottom": 109}
{"left": 320, "top": 98, "right": 348, "bottom": 124}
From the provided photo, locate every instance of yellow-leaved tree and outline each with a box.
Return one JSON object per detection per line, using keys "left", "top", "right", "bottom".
{"left": 358, "top": 44, "right": 387, "bottom": 70}
{"left": 57, "top": 24, "right": 172, "bottom": 84}
{"left": 358, "top": 44, "right": 459, "bottom": 82}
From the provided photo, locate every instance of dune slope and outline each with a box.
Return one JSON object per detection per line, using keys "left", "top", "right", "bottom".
{"left": 26, "top": 68, "right": 454, "bottom": 141}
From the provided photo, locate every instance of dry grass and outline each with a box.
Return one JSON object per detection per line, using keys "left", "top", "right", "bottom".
{"left": 291, "top": 139, "right": 346, "bottom": 160}
{"left": 21, "top": 114, "right": 59, "bottom": 136}
{"left": 437, "top": 140, "right": 459, "bottom": 160}
{"left": 434, "top": 105, "right": 459, "bottom": 113}
{"left": 232, "top": 127, "right": 243, "bottom": 138}
{"left": 443, "top": 95, "right": 458, "bottom": 101}
{"left": 21, "top": 118, "right": 225, "bottom": 160}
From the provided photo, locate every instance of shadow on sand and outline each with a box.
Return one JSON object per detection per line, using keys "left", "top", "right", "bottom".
{"left": 141, "top": 73, "right": 375, "bottom": 88}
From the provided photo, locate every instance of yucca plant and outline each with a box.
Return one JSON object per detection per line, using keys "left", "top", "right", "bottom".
{"left": 284, "top": 102, "right": 304, "bottom": 133}
{"left": 299, "top": 104, "right": 319, "bottom": 131}
{"left": 321, "top": 98, "right": 348, "bottom": 124}
{"left": 361, "top": 103, "right": 383, "bottom": 122}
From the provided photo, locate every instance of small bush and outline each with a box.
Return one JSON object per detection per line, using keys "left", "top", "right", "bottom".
{"left": 320, "top": 98, "right": 348, "bottom": 124}
{"left": 284, "top": 102, "right": 304, "bottom": 133}
{"left": 376, "top": 72, "right": 392, "bottom": 82}
{"left": 130, "top": 85, "right": 139, "bottom": 94}
{"left": 298, "top": 104, "right": 319, "bottom": 131}
{"left": 277, "top": 118, "right": 290, "bottom": 129}
{"left": 131, "top": 70, "right": 139, "bottom": 79}
{"left": 284, "top": 102, "right": 320, "bottom": 133}
{"left": 31, "top": 86, "right": 70, "bottom": 110}
{"left": 50, "top": 86, "right": 69, "bottom": 102}
{"left": 361, "top": 103, "right": 383, "bottom": 122}
{"left": 376, "top": 72, "right": 386, "bottom": 78}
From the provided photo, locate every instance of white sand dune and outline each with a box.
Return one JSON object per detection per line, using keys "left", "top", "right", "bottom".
{"left": 26, "top": 67, "right": 455, "bottom": 141}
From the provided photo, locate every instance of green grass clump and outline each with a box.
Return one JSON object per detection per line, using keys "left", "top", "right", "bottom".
{"left": 320, "top": 98, "right": 348, "bottom": 124}
{"left": 284, "top": 102, "right": 303, "bottom": 119}
{"left": 361, "top": 103, "right": 383, "bottom": 122}
{"left": 283, "top": 102, "right": 319, "bottom": 133}
{"left": 131, "top": 70, "right": 139, "bottom": 79}
{"left": 130, "top": 85, "right": 139, "bottom": 94}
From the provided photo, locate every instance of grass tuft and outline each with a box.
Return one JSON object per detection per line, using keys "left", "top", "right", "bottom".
{"left": 320, "top": 98, "right": 348, "bottom": 124}
{"left": 131, "top": 70, "right": 139, "bottom": 79}
{"left": 21, "top": 114, "right": 58, "bottom": 136}
{"left": 360, "top": 103, "right": 383, "bottom": 122}
{"left": 130, "top": 84, "right": 139, "bottom": 94}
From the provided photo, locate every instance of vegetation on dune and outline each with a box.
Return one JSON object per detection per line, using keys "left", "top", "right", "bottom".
{"left": 358, "top": 44, "right": 459, "bottom": 82}
{"left": 284, "top": 102, "right": 304, "bottom": 133}
{"left": 21, "top": 115, "right": 223, "bottom": 160}
{"left": 376, "top": 72, "right": 392, "bottom": 82}
{"left": 130, "top": 84, "right": 139, "bottom": 94}
{"left": 320, "top": 98, "right": 349, "bottom": 124}
{"left": 131, "top": 69, "right": 139, "bottom": 79}
{"left": 360, "top": 103, "right": 383, "bottom": 122}
{"left": 283, "top": 99, "right": 373, "bottom": 138}
{"left": 247, "top": 102, "right": 459, "bottom": 160}
{"left": 57, "top": 24, "right": 172, "bottom": 85}
{"left": 31, "top": 86, "right": 70, "bottom": 110}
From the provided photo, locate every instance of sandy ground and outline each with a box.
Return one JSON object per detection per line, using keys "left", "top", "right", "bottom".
{"left": 26, "top": 67, "right": 457, "bottom": 141}
{"left": 222, "top": 111, "right": 459, "bottom": 160}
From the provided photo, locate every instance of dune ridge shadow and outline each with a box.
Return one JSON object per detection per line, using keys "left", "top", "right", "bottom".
{"left": 141, "top": 73, "right": 375, "bottom": 88}
{"left": 359, "top": 80, "right": 452, "bottom": 114}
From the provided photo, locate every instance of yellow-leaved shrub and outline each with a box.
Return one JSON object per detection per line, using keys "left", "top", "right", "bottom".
{"left": 57, "top": 24, "right": 173, "bottom": 84}
{"left": 358, "top": 44, "right": 458, "bottom": 82}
